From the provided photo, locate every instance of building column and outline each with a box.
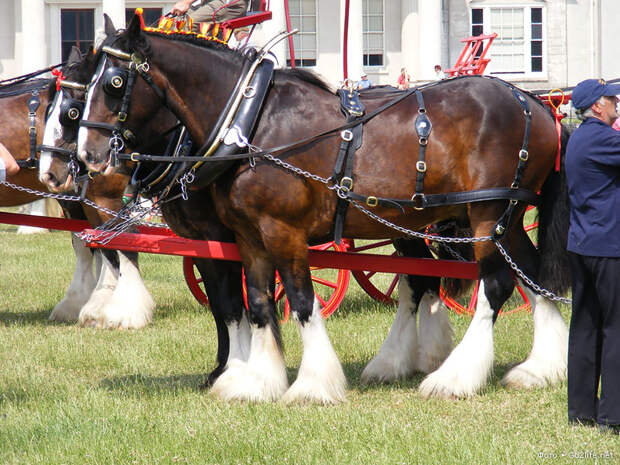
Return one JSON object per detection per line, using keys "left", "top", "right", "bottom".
{"left": 418, "top": 0, "right": 442, "bottom": 80}
{"left": 401, "top": 0, "right": 418, "bottom": 82}
{"left": 340, "top": 0, "right": 363, "bottom": 82}
{"left": 260, "top": 0, "right": 287, "bottom": 68}
{"left": 102, "top": 0, "right": 127, "bottom": 30}
{"left": 21, "top": 0, "right": 47, "bottom": 73}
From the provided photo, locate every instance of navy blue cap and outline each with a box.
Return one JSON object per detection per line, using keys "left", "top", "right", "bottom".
{"left": 572, "top": 79, "right": 620, "bottom": 110}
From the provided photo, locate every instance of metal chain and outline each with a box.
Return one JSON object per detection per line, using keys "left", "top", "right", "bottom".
{"left": 0, "top": 179, "right": 168, "bottom": 229}
{"left": 495, "top": 241, "right": 571, "bottom": 304}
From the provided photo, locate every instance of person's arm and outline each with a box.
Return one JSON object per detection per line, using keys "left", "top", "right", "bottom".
{"left": 0, "top": 142, "right": 19, "bottom": 181}
{"left": 171, "top": 0, "right": 200, "bottom": 15}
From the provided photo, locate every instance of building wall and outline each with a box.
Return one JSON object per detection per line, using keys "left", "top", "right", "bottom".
{"left": 2, "top": 0, "right": 618, "bottom": 92}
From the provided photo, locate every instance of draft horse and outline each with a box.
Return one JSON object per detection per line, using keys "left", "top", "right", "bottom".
{"left": 43, "top": 18, "right": 465, "bottom": 387}
{"left": 76, "top": 16, "right": 570, "bottom": 403}
{"left": 0, "top": 47, "right": 154, "bottom": 329}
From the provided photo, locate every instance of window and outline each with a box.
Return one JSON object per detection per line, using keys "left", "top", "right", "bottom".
{"left": 471, "top": 5, "right": 544, "bottom": 76}
{"left": 61, "top": 9, "right": 94, "bottom": 61}
{"left": 126, "top": 8, "right": 163, "bottom": 27}
{"left": 286, "top": 0, "right": 317, "bottom": 67}
{"left": 362, "top": 0, "right": 383, "bottom": 67}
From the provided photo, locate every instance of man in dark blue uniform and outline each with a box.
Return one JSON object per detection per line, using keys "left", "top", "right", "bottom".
{"left": 565, "top": 78, "right": 620, "bottom": 433}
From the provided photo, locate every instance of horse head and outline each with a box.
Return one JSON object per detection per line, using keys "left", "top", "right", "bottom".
{"left": 39, "top": 14, "right": 118, "bottom": 191}
{"left": 77, "top": 13, "right": 243, "bottom": 175}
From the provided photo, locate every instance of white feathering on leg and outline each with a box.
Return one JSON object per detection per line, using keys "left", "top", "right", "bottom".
{"left": 361, "top": 276, "right": 419, "bottom": 383}
{"left": 78, "top": 251, "right": 119, "bottom": 327}
{"left": 210, "top": 322, "right": 288, "bottom": 402}
{"left": 416, "top": 293, "right": 453, "bottom": 374}
{"left": 502, "top": 280, "right": 568, "bottom": 388}
{"left": 419, "top": 281, "right": 495, "bottom": 398}
{"left": 282, "top": 299, "right": 347, "bottom": 404}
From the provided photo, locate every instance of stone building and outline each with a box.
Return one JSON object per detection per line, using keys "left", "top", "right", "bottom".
{"left": 1, "top": 1, "right": 619, "bottom": 91}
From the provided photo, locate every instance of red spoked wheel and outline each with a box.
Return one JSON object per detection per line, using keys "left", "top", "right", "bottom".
{"left": 343, "top": 238, "right": 399, "bottom": 304}
{"left": 182, "top": 242, "right": 351, "bottom": 320}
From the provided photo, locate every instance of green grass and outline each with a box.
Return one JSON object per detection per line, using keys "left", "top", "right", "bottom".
{"left": 1, "top": 227, "right": 618, "bottom": 465}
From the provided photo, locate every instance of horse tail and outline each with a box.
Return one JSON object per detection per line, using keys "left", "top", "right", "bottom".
{"left": 536, "top": 125, "right": 571, "bottom": 295}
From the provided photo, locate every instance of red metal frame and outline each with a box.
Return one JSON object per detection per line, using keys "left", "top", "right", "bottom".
{"left": 444, "top": 33, "right": 497, "bottom": 77}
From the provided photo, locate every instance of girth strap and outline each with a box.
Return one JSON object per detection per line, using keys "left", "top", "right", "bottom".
{"left": 17, "top": 91, "right": 40, "bottom": 169}
{"left": 412, "top": 90, "right": 432, "bottom": 210}
{"left": 332, "top": 87, "right": 365, "bottom": 244}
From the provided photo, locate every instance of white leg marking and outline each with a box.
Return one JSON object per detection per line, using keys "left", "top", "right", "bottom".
{"left": 416, "top": 293, "right": 454, "bottom": 374}
{"left": 227, "top": 310, "right": 251, "bottom": 363}
{"left": 419, "top": 281, "right": 495, "bottom": 398}
{"left": 98, "top": 252, "right": 155, "bottom": 329}
{"left": 17, "top": 200, "right": 49, "bottom": 234}
{"left": 281, "top": 299, "right": 347, "bottom": 404}
{"left": 49, "top": 236, "right": 96, "bottom": 322}
{"left": 210, "top": 322, "right": 288, "bottom": 402}
{"left": 361, "top": 276, "right": 419, "bottom": 383}
{"left": 78, "top": 251, "right": 119, "bottom": 327}
{"left": 502, "top": 280, "right": 568, "bottom": 388}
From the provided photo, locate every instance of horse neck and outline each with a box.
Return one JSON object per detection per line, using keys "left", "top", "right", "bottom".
{"left": 148, "top": 37, "right": 242, "bottom": 147}
{"left": 0, "top": 91, "right": 49, "bottom": 162}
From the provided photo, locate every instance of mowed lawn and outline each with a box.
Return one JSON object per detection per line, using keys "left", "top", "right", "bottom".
{"left": 0, "top": 223, "right": 618, "bottom": 465}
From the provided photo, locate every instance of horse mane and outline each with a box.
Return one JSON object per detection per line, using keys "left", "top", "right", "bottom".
{"left": 277, "top": 68, "right": 334, "bottom": 94}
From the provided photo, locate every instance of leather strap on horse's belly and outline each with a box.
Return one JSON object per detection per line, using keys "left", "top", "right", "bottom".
{"left": 346, "top": 186, "right": 540, "bottom": 209}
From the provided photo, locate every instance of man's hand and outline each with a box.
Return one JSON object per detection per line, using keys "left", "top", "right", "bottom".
{"left": 0, "top": 142, "right": 19, "bottom": 179}
{"left": 171, "top": 0, "right": 197, "bottom": 16}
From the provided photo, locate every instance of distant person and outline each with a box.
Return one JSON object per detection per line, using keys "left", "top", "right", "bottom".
{"left": 357, "top": 72, "right": 371, "bottom": 90}
{"left": 434, "top": 64, "right": 446, "bottom": 80}
{"left": 171, "top": 0, "right": 249, "bottom": 32}
{"left": 397, "top": 68, "right": 411, "bottom": 90}
{"left": 0, "top": 142, "right": 19, "bottom": 182}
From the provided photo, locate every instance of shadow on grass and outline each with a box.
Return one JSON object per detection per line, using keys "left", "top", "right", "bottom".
{"left": 100, "top": 372, "right": 208, "bottom": 396}
{"left": 0, "top": 310, "right": 51, "bottom": 326}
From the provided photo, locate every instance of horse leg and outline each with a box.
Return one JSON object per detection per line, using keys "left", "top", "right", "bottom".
{"left": 192, "top": 258, "right": 250, "bottom": 388}
{"left": 95, "top": 251, "right": 155, "bottom": 329}
{"left": 360, "top": 238, "right": 452, "bottom": 383}
{"left": 49, "top": 235, "right": 96, "bottom": 322}
{"left": 419, "top": 222, "right": 514, "bottom": 398}
{"left": 210, "top": 243, "right": 288, "bottom": 401}
{"left": 78, "top": 249, "right": 119, "bottom": 327}
{"left": 276, "top": 242, "right": 346, "bottom": 404}
{"left": 502, "top": 226, "right": 568, "bottom": 388}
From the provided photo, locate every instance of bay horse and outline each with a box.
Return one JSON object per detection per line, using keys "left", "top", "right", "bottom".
{"left": 76, "top": 16, "right": 570, "bottom": 403}
{"left": 41, "top": 17, "right": 466, "bottom": 388}
{"left": 0, "top": 46, "right": 154, "bottom": 329}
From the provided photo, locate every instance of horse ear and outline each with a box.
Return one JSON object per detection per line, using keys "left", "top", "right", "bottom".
{"left": 103, "top": 14, "right": 116, "bottom": 36}
{"left": 126, "top": 13, "right": 143, "bottom": 41}
{"left": 67, "top": 46, "right": 83, "bottom": 65}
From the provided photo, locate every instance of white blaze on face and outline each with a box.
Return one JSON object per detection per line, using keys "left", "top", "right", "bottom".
{"left": 39, "top": 91, "right": 65, "bottom": 181}
{"left": 76, "top": 56, "right": 107, "bottom": 159}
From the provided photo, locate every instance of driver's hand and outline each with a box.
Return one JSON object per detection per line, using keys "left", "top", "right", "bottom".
{"left": 171, "top": 0, "right": 196, "bottom": 16}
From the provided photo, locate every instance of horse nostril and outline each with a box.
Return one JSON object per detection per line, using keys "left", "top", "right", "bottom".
{"left": 83, "top": 151, "right": 94, "bottom": 164}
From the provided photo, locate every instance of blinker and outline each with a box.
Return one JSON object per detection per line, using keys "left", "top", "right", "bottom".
{"left": 102, "top": 67, "right": 128, "bottom": 97}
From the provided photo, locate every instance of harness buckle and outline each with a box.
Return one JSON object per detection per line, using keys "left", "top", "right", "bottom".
{"left": 416, "top": 161, "right": 427, "bottom": 173}
{"left": 341, "top": 130, "right": 353, "bottom": 142}
{"left": 511, "top": 181, "right": 519, "bottom": 189}
{"left": 118, "top": 112, "right": 127, "bottom": 122}
{"left": 518, "top": 149, "right": 529, "bottom": 161}
{"left": 340, "top": 176, "right": 353, "bottom": 192}
{"left": 418, "top": 137, "right": 428, "bottom": 146}
{"left": 130, "top": 152, "right": 139, "bottom": 162}
{"left": 411, "top": 193, "right": 425, "bottom": 210}
{"left": 366, "top": 196, "right": 378, "bottom": 207}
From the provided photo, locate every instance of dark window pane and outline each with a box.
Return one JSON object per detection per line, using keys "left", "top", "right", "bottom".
{"left": 126, "top": 8, "right": 162, "bottom": 27}
{"left": 363, "top": 54, "right": 383, "bottom": 67}
{"left": 472, "top": 25, "right": 483, "bottom": 37}
{"left": 531, "top": 41, "right": 542, "bottom": 56}
{"left": 531, "top": 8, "right": 542, "bottom": 23}
{"left": 531, "top": 57, "right": 542, "bottom": 72}
{"left": 531, "top": 24, "right": 542, "bottom": 40}
{"left": 472, "top": 9, "right": 483, "bottom": 24}
{"left": 61, "top": 9, "right": 94, "bottom": 61}
{"left": 61, "top": 11, "right": 76, "bottom": 41}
